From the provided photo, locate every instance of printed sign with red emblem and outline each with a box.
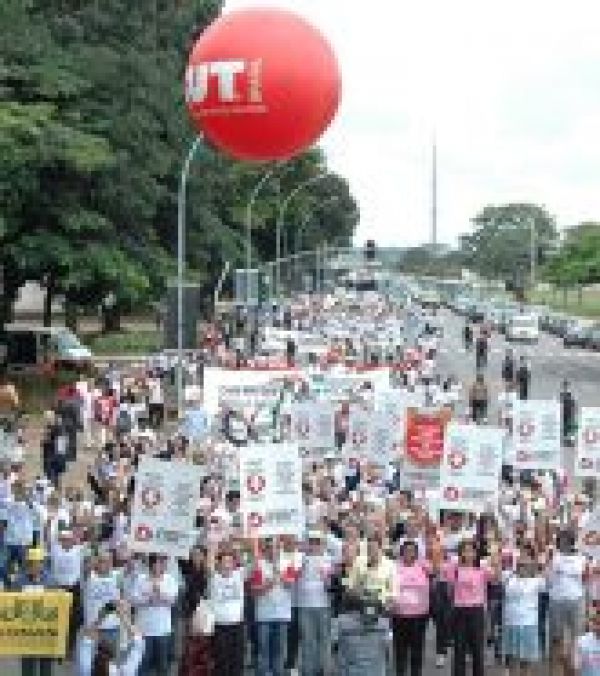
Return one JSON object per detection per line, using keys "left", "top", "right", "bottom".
{"left": 439, "top": 423, "right": 503, "bottom": 512}
{"left": 240, "top": 443, "right": 303, "bottom": 537}
{"left": 577, "top": 408, "right": 600, "bottom": 478}
{"left": 400, "top": 408, "right": 451, "bottom": 491}
{"left": 513, "top": 400, "right": 560, "bottom": 471}
{"left": 292, "top": 402, "right": 336, "bottom": 460}
{"left": 130, "top": 458, "right": 204, "bottom": 557}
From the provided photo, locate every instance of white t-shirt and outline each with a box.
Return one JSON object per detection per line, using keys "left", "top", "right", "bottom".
{"left": 147, "top": 378, "right": 164, "bottom": 406}
{"left": 4, "top": 500, "right": 38, "bottom": 546}
{"left": 50, "top": 542, "right": 84, "bottom": 587}
{"left": 574, "top": 632, "right": 600, "bottom": 676}
{"left": 210, "top": 569, "right": 245, "bottom": 625}
{"left": 296, "top": 554, "right": 332, "bottom": 609}
{"left": 84, "top": 571, "right": 122, "bottom": 629}
{"left": 130, "top": 573, "right": 178, "bottom": 637}
{"left": 503, "top": 574, "right": 545, "bottom": 626}
{"left": 548, "top": 552, "right": 586, "bottom": 601}
{"left": 254, "top": 559, "right": 292, "bottom": 623}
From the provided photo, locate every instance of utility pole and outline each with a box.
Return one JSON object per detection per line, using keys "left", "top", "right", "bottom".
{"left": 530, "top": 215, "right": 536, "bottom": 291}
{"left": 431, "top": 136, "right": 438, "bottom": 250}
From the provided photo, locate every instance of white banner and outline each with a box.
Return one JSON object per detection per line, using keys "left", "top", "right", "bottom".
{"left": 439, "top": 424, "right": 503, "bottom": 512}
{"left": 513, "top": 400, "right": 561, "bottom": 470}
{"left": 368, "top": 410, "right": 397, "bottom": 466}
{"left": 580, "top": 509, "right": 600, "bottom": 560}
{"left": 346, "top": 406, "right": 372, "bottom": 459}
{"left": 203, "top": 367, "right": 297, "bottom": 415}
{"left": 130, "top": 458, "right": 203, "bottom": 557}
{"left": 292, "top": 402, "right": 337, "bottom": 460}
{"left": 240, "top": 443, "right": 303, "bottom": 537}
{"left": 576, "top": 407, "right": 600, "bottom": 478}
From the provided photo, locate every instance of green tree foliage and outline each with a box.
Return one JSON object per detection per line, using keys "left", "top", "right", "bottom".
{"left": 0, "top": 0, "right": 358, "bottom": 329}
{"left": 459, "top": 203, "right": 557, "bottom": 283}
{"left": 544, "top": 222, "right": 600, "bottom": 287}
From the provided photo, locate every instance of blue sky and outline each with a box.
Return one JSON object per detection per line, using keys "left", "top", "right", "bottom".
{"left": 224, "top": 0, "right": 600, "bottom": 246}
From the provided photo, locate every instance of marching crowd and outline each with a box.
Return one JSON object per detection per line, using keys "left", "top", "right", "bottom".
{"left": 0, "top": 293, "right": 599, "bottom": 676}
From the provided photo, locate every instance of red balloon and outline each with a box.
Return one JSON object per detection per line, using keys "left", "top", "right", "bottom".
{"left": 185, "top": 8, "right": 341, "bottom": 161}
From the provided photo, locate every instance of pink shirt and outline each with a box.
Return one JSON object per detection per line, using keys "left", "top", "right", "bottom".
{"left": 449, "top": 564, "right": 492, "bottom": 608}
{"left": 393, "top": 561, "right": 431, "bottom": 617}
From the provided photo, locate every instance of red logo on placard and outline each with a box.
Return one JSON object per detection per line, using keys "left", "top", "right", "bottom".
{"left": 141, "top": 488, "right": 161, "bottom": 509}
{"left": 135, "top": 524, "right": 153, "bottom": 542}
{"left": 247, "top": 512, "right": 264, "bottom": 529}
{"left": 519, "top": 421, "right": 534, "bottom": 438}
{"left": 585, "top": 427, "right": 600, "bottom": 446}
{"left": 444, "top": 487, "right": 459, "bottom": 502}
{"left": 448, "top": 451, "right": 466, "bottom": 470}
{"left": 246, "top": 475, "right": 266, "bottom": 495}
{"left": 405, "top": 413, "right": 445, "bottom": 467}
{"left": 352, "top": 430, "right": 368, "bottom": 447}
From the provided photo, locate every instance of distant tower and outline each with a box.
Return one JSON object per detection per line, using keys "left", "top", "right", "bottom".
{"left": 431, "top": 136, "right": 438, "bottom": 249}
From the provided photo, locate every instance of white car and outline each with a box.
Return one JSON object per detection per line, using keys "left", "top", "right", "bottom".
{"left": 506, "top": 313, "right": 539, "bottom": 343}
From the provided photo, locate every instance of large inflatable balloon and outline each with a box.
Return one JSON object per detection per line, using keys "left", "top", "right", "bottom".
{"left": 185, "top": 8, "right": 341, "bottom": 161}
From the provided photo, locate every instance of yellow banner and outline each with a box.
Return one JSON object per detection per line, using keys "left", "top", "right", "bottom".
{"left": 0, "top": 591, "right": 72, "bottom": 657}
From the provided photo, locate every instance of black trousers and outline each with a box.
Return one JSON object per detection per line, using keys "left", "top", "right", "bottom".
{"left": 432, "top": 580, "right": 451, "bottom": 655}
{"left": 286, "top": 606, "right": 300, "bottom": 669}
{"left": 213, "top": 622, "right": 245, "bottom": 676}
{"left": 148, "top": 403, "right": 164, "bottom": 429}
{"left": 452, "top": 606, "right": 485, "bottom": 676}
{"left": 392, "top": 615, "right": 427, "bottom": 676}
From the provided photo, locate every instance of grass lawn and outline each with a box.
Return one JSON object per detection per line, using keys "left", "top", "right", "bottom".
{"left": 84, "top": 329, "right": 162, "bottom": 355}
{"left": 529, "top": 287, "right": 600, "bottom": 318}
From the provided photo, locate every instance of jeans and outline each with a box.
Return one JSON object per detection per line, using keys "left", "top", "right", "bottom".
{"left": 257, "top": 620, "right": 288, "bottom": 676}
{"left": 299, "top": 606, "right": 331, "bottom": 676}
{"left": 432, "top": 580, "right": 451, "bottom": 656}
{"left": 140, "top": 634, "right": 171, "bottom": 676}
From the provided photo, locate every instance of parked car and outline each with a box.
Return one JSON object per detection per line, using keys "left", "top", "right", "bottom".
{"left": 506, "top": 313, "right": 540, "bottom": 343}
{"left": 563, "top": 321, "right": 594, "bottom": 348}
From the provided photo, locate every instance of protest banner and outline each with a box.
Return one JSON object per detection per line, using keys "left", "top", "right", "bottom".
{"left": 203, "top": 367, "right": 297, "bottom": 415}
{"left": 400, "top": 408, "right": 451, "bottom": 490}
{"left": 291, "top": 401, "right": 336, "bottom": 459}
{"left": 580, "top": 508, "right": 600, "bottom": 560}
{"left": 367, "top": 410, "right": 397, "bottom": 467}
{"left": 130, "top": 458, "right": 203, "bottom": 557}
{"left": 576, "top": 407, "right": 600, "bottom": 478}
{"left": 346, "top": 406, "right": 372, "bottom": 459}
{"left": 240, "top": 443, "right": 303, "bottom": 537}
{"left": 439, "top": 423, "right": 503, "bottom": 512}
{"left": 0, "top": 591, "right": 72, "bottom": 657}
{"left": 513, "top": 400, "right": 561, "bottom": 470}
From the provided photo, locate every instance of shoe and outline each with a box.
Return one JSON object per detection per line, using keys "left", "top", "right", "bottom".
{"left": 436, "top": 654, "right": 446, "bottom": 668}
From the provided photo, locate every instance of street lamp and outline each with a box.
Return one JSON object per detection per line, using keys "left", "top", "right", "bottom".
{"left": 276, "top": 172, "right": 329, "bottom": 297}
{"left": 176, "top": 135, "right": 203, "bottom": 420}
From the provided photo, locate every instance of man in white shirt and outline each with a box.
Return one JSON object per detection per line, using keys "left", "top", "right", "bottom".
{"left": 129, "top": 553, "right": 178, "bottom": 676}
{"left": 296, "top": 531, "right": 334, "bottom": 676}
{"left": 251, "top": 537, "right": 294, "bottom": 676}
{"left": 50, "top": 527, "right": 85, "bottom": 653}
{"left": 146, "top": 375, "right": 164, "bottom": 429}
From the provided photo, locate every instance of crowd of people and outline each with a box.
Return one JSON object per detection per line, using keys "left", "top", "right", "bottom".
{"left": 0, "top": 292, "right": 599, "bottom": 676}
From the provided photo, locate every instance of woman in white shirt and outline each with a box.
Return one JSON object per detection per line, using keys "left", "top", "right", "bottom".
{"left": 503, "top": 550, "right": 546, "bottom": 676}
{"left": 208, "top": 547, "right": 245, "bottom": 676}
{"left": 547, "top": 530, "right": 587, "bottom": 674}
{"left": 77, "top": 600, "right": 144, "bottom": 676}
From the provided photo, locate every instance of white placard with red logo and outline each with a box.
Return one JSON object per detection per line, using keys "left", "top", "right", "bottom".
{"left": 580, "top": 509, "right": 600, "bottom": 560}
{"left": 240, "top": 443, "right": 303, "bottom": 537}
{"left": 439, "top": 423, "right": 503, "bottom": 512}
{"left": 346, "top": 406, "right": 372, "bottom": 459}
{"left": 291, "top": 402, "right": 337, "bottom": 460}
{"left": 513, "top": 400, "right": 561, "bottom": 470}
{"left": 576, "top": 408, "right": 600, "bottom": 478}
{"left": 130, "top": 458, "right": 204, "bottom": 557}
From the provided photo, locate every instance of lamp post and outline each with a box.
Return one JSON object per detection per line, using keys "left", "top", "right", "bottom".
{"left": 176, "top": 135, "right": 203, "bottom": 420}
{"left": 276, "top": 172, "right": 329, "bottom": 298}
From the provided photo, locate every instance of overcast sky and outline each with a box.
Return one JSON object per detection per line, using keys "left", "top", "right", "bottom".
{"left": 224, "top": 0, "right": 600, "bottom": 247}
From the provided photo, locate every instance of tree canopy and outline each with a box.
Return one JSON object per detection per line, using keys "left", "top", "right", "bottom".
{"left": 0, "top": 0, "right": 358, "bottom": 328}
